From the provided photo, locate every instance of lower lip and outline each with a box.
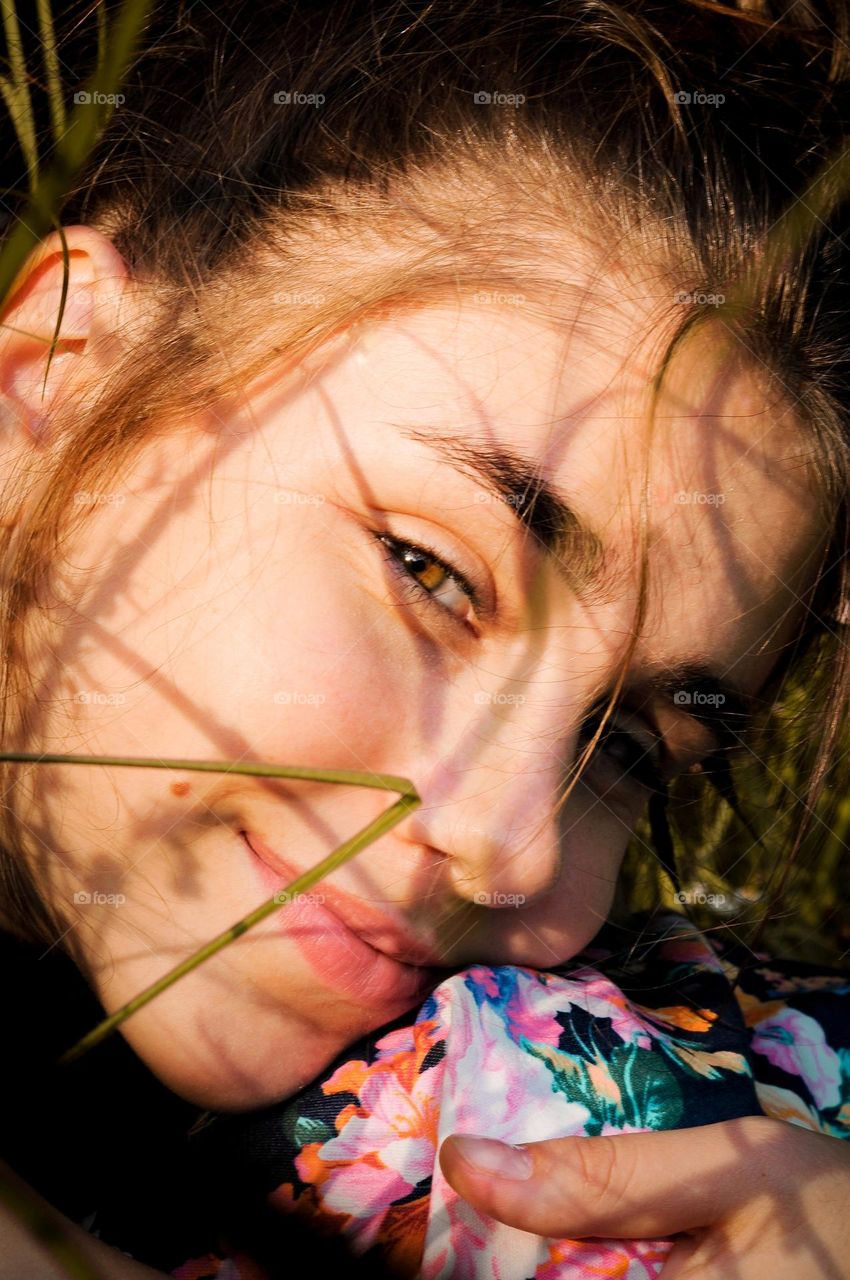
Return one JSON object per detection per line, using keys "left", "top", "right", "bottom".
{"left": 242, "top": 833, "right": 440, "bottom": 1007}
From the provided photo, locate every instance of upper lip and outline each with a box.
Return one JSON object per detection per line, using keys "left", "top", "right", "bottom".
{"left": 244, "top": 832, "right": 452, "bottom": 969}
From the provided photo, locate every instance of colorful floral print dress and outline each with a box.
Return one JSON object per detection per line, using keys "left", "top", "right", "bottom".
{"left": 95, "top": 909, "right": 850, "bottom": 1279}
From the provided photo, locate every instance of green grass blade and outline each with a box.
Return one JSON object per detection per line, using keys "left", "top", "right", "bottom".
{"left": 1, "top": 0, "right": 37, "bottom": 186}
{"left": 35, "top": 0, "right": 66, "bottom": 139}
{"left": 95, "top": 0, "right": 107, "bottom": 81}
{"left": 62, "top": 0, "right": 151, "bottom": 164}
{"left": 40, "top": 217, "right": 69, "bottom": 393}
{"left": 0, "top": 0, "right": 152, "bottom": 309}
{"left": 0, "top": 752, "right": 418, "bottom": 795}
{"left": 0, "top": 753, "right": 421, "bottom": 1066}
{"left": 57, "top": 791, "right": 420, "bottom": 1066}
{"left": 0, "top": 70, "right": 37, "bottom": 191}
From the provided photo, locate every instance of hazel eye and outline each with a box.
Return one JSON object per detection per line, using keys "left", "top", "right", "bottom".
{"left": 376, "top": 533, "right": 480, "bottom": 627}
{"left": 401, "top": 545, "right": 448, "bottom": 592}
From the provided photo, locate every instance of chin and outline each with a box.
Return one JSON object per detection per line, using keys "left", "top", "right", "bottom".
{"left": 140, "top": 1052, "right": 319, "bottom": 1113}
{"left": 122, "top": 1013, "right": 364, "bottom": 1113}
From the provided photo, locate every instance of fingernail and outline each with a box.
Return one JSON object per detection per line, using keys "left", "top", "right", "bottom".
{"left": 450, "top": 1135, "right": 534, "bottom": 1180}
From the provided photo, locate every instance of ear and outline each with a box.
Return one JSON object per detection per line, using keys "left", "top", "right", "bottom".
{"left": 0, "top": 225, "right": 131, "bottom": 448}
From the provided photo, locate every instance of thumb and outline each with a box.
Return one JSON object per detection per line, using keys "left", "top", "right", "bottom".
{"left": 439, "top": 1117, "right": 793, "bottom": 1239}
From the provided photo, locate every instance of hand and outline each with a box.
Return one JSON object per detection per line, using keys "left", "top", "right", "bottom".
{"left": 439, "top": 1117, "right": 850, "bottom": 1278}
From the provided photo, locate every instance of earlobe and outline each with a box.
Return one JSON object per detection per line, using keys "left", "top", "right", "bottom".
{"left": 0, "top": 225, "right": 131, "bottom": 447}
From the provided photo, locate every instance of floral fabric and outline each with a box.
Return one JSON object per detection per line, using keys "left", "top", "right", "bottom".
{"left": 167, "top": 910, "right": 850, "bottom": 1279}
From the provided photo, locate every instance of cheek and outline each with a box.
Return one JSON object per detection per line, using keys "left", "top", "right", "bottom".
{"left": 236, "top": 542, "right": 417, "bottom": 767}
{"left": 512, "top": 784, "right": 640, "bottom": 965}
{"left": 561, "top": 785, "right": 642, "bottom": 907}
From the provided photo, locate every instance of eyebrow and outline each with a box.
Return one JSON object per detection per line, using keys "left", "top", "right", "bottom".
{"left": 395, "top": 426, "right": 757, "bottom": 748}
{"left": 395, "top": 424, "right": 625, "bottom": 600}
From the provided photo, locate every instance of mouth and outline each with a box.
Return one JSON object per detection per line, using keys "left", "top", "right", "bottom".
{"left": 241, "top": 830, "right": 450, "bottom": 1005}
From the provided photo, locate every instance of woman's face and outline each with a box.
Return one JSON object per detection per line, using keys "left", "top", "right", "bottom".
{"left": 15, "top": 275, "right": 824, "bottom": 1110}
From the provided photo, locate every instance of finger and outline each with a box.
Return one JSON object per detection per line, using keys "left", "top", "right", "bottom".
{"left": 438, "top": 1117, "right": 799, "bottom": 1240}
{"left": 655, "top": 1237, "right": 702, "bottom": 1279}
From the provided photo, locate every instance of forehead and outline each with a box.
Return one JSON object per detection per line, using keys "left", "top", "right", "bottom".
{"left": 313, "top": 298, "right": 824, "bottom": 685}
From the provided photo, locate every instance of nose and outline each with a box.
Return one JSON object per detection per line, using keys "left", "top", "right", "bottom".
{"left": 400, "top": 699, "right": 577, "bottom": 906}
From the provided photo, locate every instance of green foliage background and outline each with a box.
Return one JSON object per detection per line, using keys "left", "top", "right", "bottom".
{"left": 617, "top": 711, "right": 850, "bottom": 968}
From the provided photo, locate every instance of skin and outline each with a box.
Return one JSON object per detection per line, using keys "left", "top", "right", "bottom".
{"left": 0, "top": 226, "right": 845, "bottom": 1278}
{"left": 439, "top": 1120, "right": 850, "bottom": 1279}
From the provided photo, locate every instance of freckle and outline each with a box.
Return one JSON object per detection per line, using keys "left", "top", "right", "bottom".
{"left": 171, "top": 781, "right": 191, "bottom": 797}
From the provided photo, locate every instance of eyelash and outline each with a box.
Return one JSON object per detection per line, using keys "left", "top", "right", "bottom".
{"left": 373, "top": 531, "right": 484, "bottom": 630}
{"left": 577, "top": 707, "right": 667, "bottom": 795}
{"left": 374, "top": 532, "right": 705, "bottom": 796}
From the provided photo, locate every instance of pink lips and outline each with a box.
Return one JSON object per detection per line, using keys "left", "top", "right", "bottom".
{"left": 242, "top": 831, "right": 445, "bottom": 1006}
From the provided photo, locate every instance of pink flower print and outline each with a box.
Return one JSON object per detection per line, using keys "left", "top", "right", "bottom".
{"left": 315, "top": 1065, "right": 439, "bottom": 1248}
{"left": 465, "top": 965, "right": 502, "bottom": 999}
{"left": 504, "top": 970, "right": 565, "bottom": 1048}
{"left": 655, "top": 937, "right": 725, "bottom": 973}
{"left": 751, "top": 1007, "right": 842, "bottom": 1110}
{"left": 535, "top": 1234, "right": 671, "bottom": 1278}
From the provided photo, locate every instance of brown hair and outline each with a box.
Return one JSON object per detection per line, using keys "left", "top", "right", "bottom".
{"left": 1, "top": 0, "right": 849, "bottom": 951}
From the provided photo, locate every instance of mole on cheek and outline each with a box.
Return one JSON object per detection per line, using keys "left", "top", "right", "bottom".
{"left": 170, "top": 781, "right": 191, "bottom": 797}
